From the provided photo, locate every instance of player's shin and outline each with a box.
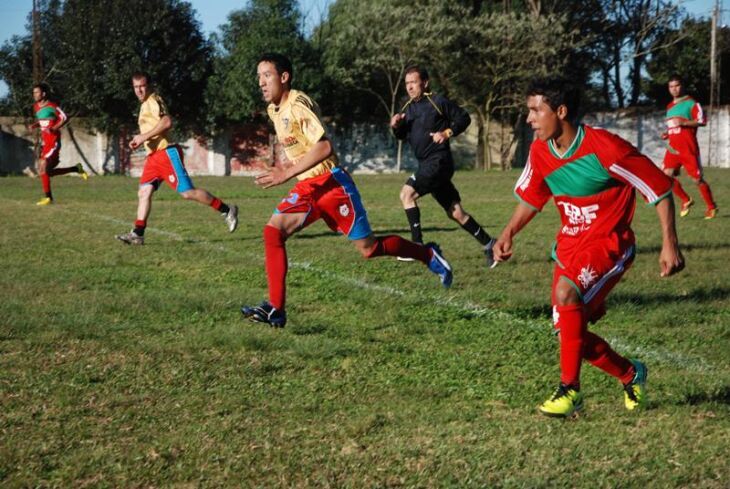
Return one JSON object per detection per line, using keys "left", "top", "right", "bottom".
{"left": 554, "top": 304, "right": 586, "bottom": 389}
{"left": 264, "top": 225, "right": 288, "bottom": 310}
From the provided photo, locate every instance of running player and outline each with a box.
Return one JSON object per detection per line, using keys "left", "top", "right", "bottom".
{"left": 242, "top": 53, "right": 453, "bottom": 328}
{"left": 492, "top": 78, "right": 684, "bottom": 417}
{"left": 115, "top": 72, "right": 238, "bottom": 245}
{"left": 391, "top": 66, "right": 497, "bottom": 267}
{"left": 31, "top": 83, "right": 88, "bottom": 205}
{"left": 662, "top": 74, "right": 718, "bottom": 219}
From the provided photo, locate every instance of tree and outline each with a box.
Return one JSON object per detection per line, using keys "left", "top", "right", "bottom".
{"left": 207, "top": 0, "right": 325, "bottom": 126}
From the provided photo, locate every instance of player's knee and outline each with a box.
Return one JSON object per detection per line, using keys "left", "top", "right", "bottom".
{"left": 554, "top": 281, "right": 581, "bottom": 306}
{"left": 263, "top": 224, "right": 287, "bottom": 245}
{"left": 180, "top": 190, "right": 195, "bottom": 200}
{"left": 400, "top": 187, "right": 415, "bottom": 205}
{"left": 138, "top": 185, "right": 154, "bottom": 200}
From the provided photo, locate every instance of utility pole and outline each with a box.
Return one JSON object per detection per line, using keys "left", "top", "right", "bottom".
{"left": 32, "top": 0, "right": 43, "bottom": 84}
{"left": 708, "top": 0, "right": 719, "bottom": 165}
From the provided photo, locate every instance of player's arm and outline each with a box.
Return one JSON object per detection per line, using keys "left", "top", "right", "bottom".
{"left": 654, "top": 196, "right": 684, "bottom": 277}
{"left": 431, "top": 97, "right": 470, "bottom": 144}
{"left": 255, "top": 137, "right": 333, "bottom": 189}
{"left": 130, "top": 115, "right": 172, "bottom": 149}
{"left": 51, "top": 107, "right": 68, "bottom": 131}
{"left": 493, "top": 202, "right": 538, "bottom": 263}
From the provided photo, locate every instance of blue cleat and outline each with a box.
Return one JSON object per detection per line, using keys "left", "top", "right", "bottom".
{"left": 426, "top": 242, "right": 453, "bottom": 288}
{"left": 241, "top": 301, "right": 287, "bottom": 328}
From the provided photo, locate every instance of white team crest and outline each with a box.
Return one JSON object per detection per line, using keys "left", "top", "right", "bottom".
{"left": 578, "top": 265, "right": 599, "bottom": 288}
{"left": 169, "top": 175, "right": 176, "bottom": 183}
{"left": 339, "top": 204, "right": 350, "bottom": 217}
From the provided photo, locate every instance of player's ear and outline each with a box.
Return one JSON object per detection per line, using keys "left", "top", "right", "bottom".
{"left": 556, "top": 104, "right": 569, "bottom": 121}
{"left": 281, "top": 71, "right": 291, "bottom": 85}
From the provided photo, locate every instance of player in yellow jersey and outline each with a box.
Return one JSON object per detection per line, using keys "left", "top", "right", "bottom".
{"left": 115, "top": 72, "right": 238, "bottom": 245}
{"left": 242, "top": 54, "right": 453, "bottom": 327}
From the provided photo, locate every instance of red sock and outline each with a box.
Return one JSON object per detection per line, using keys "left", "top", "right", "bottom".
{"left": 210, "top": 197, "right": 223, "bottom": 212}
{"left": 671, "top": 179, "right": 690, "bottom": 204}
{"left": 698, "top": 181, "right": 716, "bottom": 210}
{"left": 41, "top": 173, "right": 51, "bottom": 196}
{"left": 365, "top": 235, "right": 430, "bottom": 264}
{"left": 554, "top": 304, "right": 586, "bottom": 388}
{"left": 264, "top": 225, "right": 287, "bottom": 310}
{"left": 582, "top": 331, "right": 634, "bottom": 384}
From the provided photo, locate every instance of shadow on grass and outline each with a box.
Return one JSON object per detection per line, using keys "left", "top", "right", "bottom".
{"left": 293, "top": 226, "right": 457, "bottom": 240}
{"left": 677, "top": 385, "right": 730, "bottom": 406}
{"left": 611, "top": 286, "right": 730, "bottom": 306}
{"left": 638, "top": 241, "right": 730, "bottom": 254}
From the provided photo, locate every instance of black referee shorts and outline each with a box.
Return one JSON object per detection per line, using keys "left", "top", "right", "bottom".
{"left": 405, "top": 154, "right": 461, "bottom": 211}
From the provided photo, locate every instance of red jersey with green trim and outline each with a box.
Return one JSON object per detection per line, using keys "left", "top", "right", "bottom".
{"left": 515, "top": 125, "right": 672, "bottom": 265}
{"left": 665, "top": 96, "right": 704, "bottom": 156}
{"left": 33, "top": 101, "right": 67, "bottom": 147}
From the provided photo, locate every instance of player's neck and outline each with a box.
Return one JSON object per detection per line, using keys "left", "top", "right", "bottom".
{"left": 274, "top": 88, "right": 291, "bottom": 108}
{"left": 551, "top": 122, "right": 578, "bottom": 154}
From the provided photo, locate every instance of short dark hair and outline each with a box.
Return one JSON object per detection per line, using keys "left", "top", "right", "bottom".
{"left": 131, "top": 71, "right": 151, "bottom": 83}
{"left": 32, "top": 82, "right": 50, "bottom": 96}
{"left": 405, "top": 65, "right": 429, "bottom": 81}
{"left": 668, "top": 74, "right": 683, "bottom": 84}
{"left": 258, "top": 53, "right": 293, "bottom": 84}
{"left": 527, "top": 77, "right": 581, "bottom": 118}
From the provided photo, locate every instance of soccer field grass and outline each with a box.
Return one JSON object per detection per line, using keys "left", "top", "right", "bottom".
{"left": 1, "top": 170, "right": 729, "bottom": 487}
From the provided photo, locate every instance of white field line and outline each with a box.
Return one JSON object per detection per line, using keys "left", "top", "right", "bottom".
{"left": 23, "top": 203, "right": 718, "bottom": 374}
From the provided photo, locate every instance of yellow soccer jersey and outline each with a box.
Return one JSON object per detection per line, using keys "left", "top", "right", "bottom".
{"left": 267, "top": 89, "right": 338, "bottom": 181}
{"left": 138, "top": 93, "right": 170, "bottom": 154}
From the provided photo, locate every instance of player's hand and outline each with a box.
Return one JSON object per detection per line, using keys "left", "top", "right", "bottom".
{"left": 255, "top": 165, "right": 290, "bottom": 189}
{"left": 660, "top": 132, "right": 669, "bottom": 140}
{"left": 390, "top": 113, "right": 405, "bottom": 128}
{"left": 129, "top": 135, "right": 145, "bottom": 150}
{"left": 492, "top": 235, "right": 514, "bottom": 263}
{"left": 659, "top": 242, "right": 684, "bottom": 277}
{"left": 430, "top": 131, "right": 448, "bottom": 144}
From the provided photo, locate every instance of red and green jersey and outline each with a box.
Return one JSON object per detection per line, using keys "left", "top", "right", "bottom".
{"left": 665, "top": 96, "right": 704, "bottom": 156}
{"left": 33, "top": 101, "right": 67, "bottom": 146}
{"left": 515, "top": 125, "right": 672, "bottom": 266}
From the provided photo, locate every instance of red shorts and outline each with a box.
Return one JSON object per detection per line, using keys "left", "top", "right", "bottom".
{"left": 139, "top": 145, "right": 194, "bottom": 192}
{"left": 663, "top": 150, "right": 703, "bottom": 179}
{"left": 40, "top": 139, "right": 60, "bottom": 167}
{"left": 552, "top": 242, "right": 635, "bottom": 323}
{"left": 275, "top": 167, "right": 372, "bottom": 240}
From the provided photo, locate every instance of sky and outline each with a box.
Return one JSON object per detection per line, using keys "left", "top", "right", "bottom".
{"left": 0, "top": 0, "right": 722, "bottom": 98}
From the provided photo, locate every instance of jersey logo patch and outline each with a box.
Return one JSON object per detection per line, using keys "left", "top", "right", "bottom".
{"left": 339, "top": 204, "right": 350, "bottom": 217}
{"left": 557, "top": 202, "right": 599, "bottom": 225}
{"left": 578, "top": 265, "right": 599, "bottom": 288}
{"left": 169, "top": 175, "right": 176, "bottom": 183}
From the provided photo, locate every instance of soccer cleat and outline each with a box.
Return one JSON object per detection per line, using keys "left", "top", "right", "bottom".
{"left": 679, "top": 198, "right": 693, "bottom": 217}
{"left": 241, "top": 301, "right": 286, "bottom": 328}
{"left": 76, "top": 163, "right": 89, "bottom": 181}
{"left": 426, "top": 242, "right": 453, "bottom": 288}
{"left": 484, "top": 238, "right": 498, "bottom": 269}
{"left": 36, "top": 197, "right": 53, "bottom": 206}
{"left": 623, "top": 359, "right": 648, "bottom": 411}
{"left": 539, "top": 384, "right": 584, "bottom": 418}
{"left": 396, "top": 256, "right": 415, "bottom": 262}
{"left": 704, "top": 207, "right": 718, "bottom": 220}
{"left": 224, "top": 205, "right": 239, "bottom": 233}
{"left": 115, "top": 230, "right": 144, "bottom": 245}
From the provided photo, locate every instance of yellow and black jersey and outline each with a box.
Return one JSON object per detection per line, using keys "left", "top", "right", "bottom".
{"left": 138, "top": 93, "right": 170, "bottom": 154}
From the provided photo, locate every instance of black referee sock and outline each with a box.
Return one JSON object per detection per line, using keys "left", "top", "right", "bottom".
{"left": 460, "top": 216, "right": 491, "bottom": 246}
{"left": 405, "top": 207, "right": 423, "bottom": 244}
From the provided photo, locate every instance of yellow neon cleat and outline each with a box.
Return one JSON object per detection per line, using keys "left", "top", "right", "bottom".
{"left": 76, "top": 163, "right": 89, "bottom": 181}
{"left": 679, "top": 198, "right": 693, "bottom": 217}
{"left": 704, "top": 207, "right": 718, "bottom": 220}
{"left": 539, "top": 384, "right": 583, "bottom": 418}
{"left": 36, "top": 197, "right": 53, "bottom": 206}
{"left": 624, "top": 359, "right": 648, "bottom": 410}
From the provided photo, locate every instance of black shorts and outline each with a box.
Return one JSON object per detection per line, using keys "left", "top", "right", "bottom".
{"left": 405, "top": 154, "right": 461, "bottom": 210}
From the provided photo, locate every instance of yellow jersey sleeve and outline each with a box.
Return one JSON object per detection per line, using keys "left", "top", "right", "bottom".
{"left": 138, "top": 93, "right": 170, "bottom": 154}
{"left": 290, "top": 94, "right": 326, "bottom": 145}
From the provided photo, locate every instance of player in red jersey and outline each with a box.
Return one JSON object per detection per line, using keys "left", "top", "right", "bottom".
{"left": 31, "top": 83, "right": 88, "bottom": 205}
{"left": 241, "top": 53, "right": 453, "bottom": 328}
{"left": 662, "top": 74, "right": 717, "bottom": 219}
{"left": 493, "top": 78, "right": 684, "bottom": 417}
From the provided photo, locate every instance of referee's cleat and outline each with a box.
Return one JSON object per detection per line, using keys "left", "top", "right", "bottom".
{"left": 36, "top": 197, "right": 53, "bottom": 206}
{"left": 241, "top": 301, "right": 286, "bottom": 328}
{"left": 76, "top": 163, "right": 89, "bottom": 181}
{"left": 539, "top": 384, "right": 583, "bottom": 418}
{"left": 224, "top": 204, "right": 239, "bottom": 233}
{"left": 623, "top": 359, "right": 648, "bottom": 411}
{"left": 426, "top": 242, "right": 453, "bottom": 288}
{"left": 484, "top": 238, "right": 498, "bottom": 269}
{"left": 679, "top": 198, "right": 693, "bottom": 217}
{"left": 115, "top": 230, "right": 144, "bottom": 245}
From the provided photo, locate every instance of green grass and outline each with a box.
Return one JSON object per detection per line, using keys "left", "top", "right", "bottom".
{"left": 1, "top": 169, "right": 729, "bottom": 487}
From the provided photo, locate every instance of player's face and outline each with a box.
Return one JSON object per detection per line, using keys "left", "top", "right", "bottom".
{"left": 258, "top": 61, "right": 289, "bottom": 105}
{"left": 668, "top": 80, "right": 683, "bottom": 98}
{"left": 132, "top": 77, "right": 150, "bottom": 102}
{"left": 526, "top": 95, "right": 560, "bottom": 141}
{"left": 405, "top": 72, "right": 427, "bottom": 99}
{"left": 32, "top": 87, "right": 45, "bottom": 102}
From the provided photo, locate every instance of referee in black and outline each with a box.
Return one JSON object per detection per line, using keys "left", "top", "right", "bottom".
{"left": 391, "top": 65, "right": 496, "bottom": 267}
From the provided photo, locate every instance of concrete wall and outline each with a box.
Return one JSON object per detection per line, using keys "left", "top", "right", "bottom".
{"left": 3, "top": 107, "right": 728, "bottom": 175}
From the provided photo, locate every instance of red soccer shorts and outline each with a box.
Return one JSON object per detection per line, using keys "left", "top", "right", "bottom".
{"left": 274, "top": 167, "right": 372, "bottom": 240}
{"left": 663, "top": 150, "right": 703, "bottom": 179}
{"left": 40, "top": 138, "right": 60, "bottom": 167}
{"left": 552, "top": 241, "right": 635, "bottom": 323}
{"left": 139, "top": 145, "right": 194, "bottom": 192}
